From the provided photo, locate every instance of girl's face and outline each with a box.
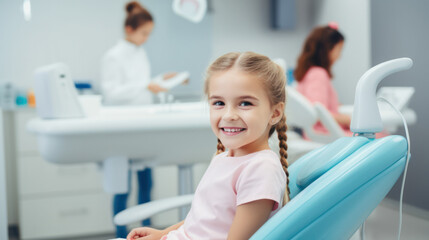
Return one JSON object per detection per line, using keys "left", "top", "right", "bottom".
{"left": 329, "top": 40, "right": 344, "bottom": 64}
{"left": 208, "top": 68, "right": 284, "bottom": 157}
{"left": 125, "top": 21, "right": 154, "bottom": 46}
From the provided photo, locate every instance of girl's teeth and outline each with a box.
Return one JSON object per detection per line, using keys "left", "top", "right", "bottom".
{"left": 224, "top": 128, "right": 242, "bottom": 132}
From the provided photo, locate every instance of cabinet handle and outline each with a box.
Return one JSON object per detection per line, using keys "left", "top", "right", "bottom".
{"left": 58, "top": 207, "right": 89, "bottom": 218}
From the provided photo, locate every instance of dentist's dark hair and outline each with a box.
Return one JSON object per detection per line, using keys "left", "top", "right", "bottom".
{"left": 125, "top": 1, "right": 153, "bottom": 30}
{"left": 204, "top": 52, "right": 290, "bottom": 204}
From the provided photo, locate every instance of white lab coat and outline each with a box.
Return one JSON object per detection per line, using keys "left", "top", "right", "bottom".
{"left": 101, "top": 39, "right": 153, "bottom": 105}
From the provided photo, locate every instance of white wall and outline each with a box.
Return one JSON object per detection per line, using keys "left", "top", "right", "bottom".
{"left": 313, "top": 0, "right": 371, "bottom": 104}
{"left": 0, "top": 0, "right": 212, "bottom": 98}
{"left": 211, "top": 0, "right": 371, "bottom": 105}
{"left": 0, "top": 0, "right": 129, "bottom": 89}
{"left": 211, "top": 0, "right": 314, "bottom": 69}
{"left": 0, "top": 0, "right": 370, "bottom": 103}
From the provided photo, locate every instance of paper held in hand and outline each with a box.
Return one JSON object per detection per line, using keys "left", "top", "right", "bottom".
{"left": 155, "top": 71, "right": 190, "bottom": 90}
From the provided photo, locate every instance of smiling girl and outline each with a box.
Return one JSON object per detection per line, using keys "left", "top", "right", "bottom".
{"left": 127, "top": 52, "right": 289, "bottom": 240}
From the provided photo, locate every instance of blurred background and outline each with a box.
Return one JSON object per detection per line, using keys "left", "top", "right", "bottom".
{"left": 1, "top": 0, "right": 428, "bottom": 239}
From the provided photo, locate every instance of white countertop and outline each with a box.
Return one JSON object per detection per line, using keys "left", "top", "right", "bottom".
{"left": 28, "top": 102, "right": 210, "bottom": 135}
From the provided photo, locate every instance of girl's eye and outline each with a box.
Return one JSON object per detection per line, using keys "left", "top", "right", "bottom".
{"left": 213, "top": 101, "right": 224, "bottom": 106}
{"left": 239, "top": 101, "right": 252, "bottom": 107}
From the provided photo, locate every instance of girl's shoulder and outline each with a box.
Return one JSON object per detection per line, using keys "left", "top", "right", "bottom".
{"left": 306, "top": 66, "right": 330, "bottom": 77}
{"left": 212, "top": 150, "right": 280, "bottom": 169}
{"left": 244, "top": 150, "right": 282, "bottom": 168}
{"left": 302, "top": 66, "right": 331, "bottom": 83}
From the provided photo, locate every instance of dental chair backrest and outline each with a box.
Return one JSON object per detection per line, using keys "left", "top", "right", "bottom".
{"left": 286, "top": 86, "right": 345, "bottom": 143}
{"left": 251, "top": 135, "right": 407, "bottom": 239}
{"left": 252, "top": 58, "right": 413, "bottom": 239}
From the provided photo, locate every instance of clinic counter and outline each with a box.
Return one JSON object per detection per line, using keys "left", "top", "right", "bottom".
{"left": 28, "top": 102, "right": 210, "bottom": 135}
{"left": 27, "top": 102, "right": 214, "bottom": 165}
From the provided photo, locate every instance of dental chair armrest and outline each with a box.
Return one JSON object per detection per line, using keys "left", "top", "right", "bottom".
{"left": 114, "top": 194, "right": 194, "bottom": 226}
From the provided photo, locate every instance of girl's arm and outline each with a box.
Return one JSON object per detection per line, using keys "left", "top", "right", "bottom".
{"left": 127, "top": 221, "right": 184, "bottom": 240}
{"left": 227, "top": 199, "right": 274, "bottom": 240}
{"left": 164, "top": 220, "right": 184, "bottom": 233}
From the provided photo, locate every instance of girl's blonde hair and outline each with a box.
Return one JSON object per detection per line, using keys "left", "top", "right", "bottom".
{"left": 204, "top": 51, "right": 290, "bottom": 203}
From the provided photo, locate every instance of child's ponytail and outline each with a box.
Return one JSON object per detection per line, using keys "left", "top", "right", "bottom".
{"left": 276, "top": 115, "right": 290, "bottom": 205}
{"left": 216, "top": 138, "right": 225, "bottom": 155}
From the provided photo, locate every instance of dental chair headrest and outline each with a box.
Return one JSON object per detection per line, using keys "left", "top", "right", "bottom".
{"left": 296, "top": 137, "right": 370, "bottom": 188}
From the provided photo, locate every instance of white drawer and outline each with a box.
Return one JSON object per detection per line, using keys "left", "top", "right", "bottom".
{"left": 18, "top": 155, "right": 104, "bottom": 196}
{"left": 19, "top": 193, "right": 114, "bottom": 239}
{"left": 14, "top": 109, "right": 39, "bottom": 153}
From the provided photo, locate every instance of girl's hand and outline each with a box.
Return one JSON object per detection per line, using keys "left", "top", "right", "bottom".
{"left": 147, "top": 82, "right": 168, "bottom": 93}
{"left": 127, "top": 227, "right": 167, "bottom": 240}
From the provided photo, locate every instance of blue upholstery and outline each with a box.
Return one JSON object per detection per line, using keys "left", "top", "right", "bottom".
{"left": 251, "top": 135, "right": 407, "bottom": 240}
{"left": 297, "top": 137, "right": 369, "bottom": 188}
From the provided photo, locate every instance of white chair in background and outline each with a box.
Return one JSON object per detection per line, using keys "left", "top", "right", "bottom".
{"left": 286, "top": 86, "right": 345, "bottom": 144}
{"left": 279, "top": 86, "right": 346, "bottom": 163}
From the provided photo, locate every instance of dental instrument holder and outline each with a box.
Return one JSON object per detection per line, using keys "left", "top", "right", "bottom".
{"left": 34, "top": 63, "right": 84, "bottom": 119}
{"left": 351, "top": 58, "right": 413, "bottom": 138}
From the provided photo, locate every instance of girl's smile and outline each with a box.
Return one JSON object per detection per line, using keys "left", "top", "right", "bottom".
{"left": 208, "top": 68, "right": 283, "bottom": 157}
{"left": 221, "top": 127, "right": 247, "bottom": 136}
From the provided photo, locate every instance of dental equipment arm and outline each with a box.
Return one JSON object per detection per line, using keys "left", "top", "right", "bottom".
{"left": 351, "top": 58, "right": 413, "bottom": 135}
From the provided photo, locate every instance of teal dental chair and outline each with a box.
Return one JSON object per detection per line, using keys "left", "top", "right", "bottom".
{"left": 114, "top": 58, "right": 413, "bottom": 240}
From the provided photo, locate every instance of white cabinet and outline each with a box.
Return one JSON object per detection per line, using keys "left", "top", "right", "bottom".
{"left": 14, "top": 110, "right": 115, "bottom": 239}
{"left": 12, "top": 109, "right": 209, "bottom": 238}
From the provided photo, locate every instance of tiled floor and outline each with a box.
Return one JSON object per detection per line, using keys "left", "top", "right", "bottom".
{"left": 9, "top": 199, "right": 429, "bottom": 240}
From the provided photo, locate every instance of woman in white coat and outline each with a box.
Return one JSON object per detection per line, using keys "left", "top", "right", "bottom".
{"left": 101, "top": 2, "right": 173, "bottom": 105}
{"left": 100, "top": 1, "right": 174, "bottom": 238}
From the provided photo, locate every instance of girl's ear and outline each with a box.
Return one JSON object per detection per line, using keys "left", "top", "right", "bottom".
{"left": 270, "top": 102, "right": 284, "bottom": 125}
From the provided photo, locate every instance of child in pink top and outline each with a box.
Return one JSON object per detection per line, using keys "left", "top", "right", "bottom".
{"left": 295, "top": 23, "right": 352, "bottom": 136}
{"left": 127, "top": 52, "right": 290, "bottom": 240}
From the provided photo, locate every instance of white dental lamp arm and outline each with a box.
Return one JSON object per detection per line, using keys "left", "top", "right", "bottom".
{"left": 350, "top": 58, "right": 413, "bottom": 135}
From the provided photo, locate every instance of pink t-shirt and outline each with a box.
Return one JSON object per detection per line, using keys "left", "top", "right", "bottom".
{"left": 164, "top": 149, "right": 286, "bottom": 240}
{"left": 297, "top": 66, "right": 351, "bottom": 134}
{"left": 297, "top": 66, "right": 339, "bottom": 115}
